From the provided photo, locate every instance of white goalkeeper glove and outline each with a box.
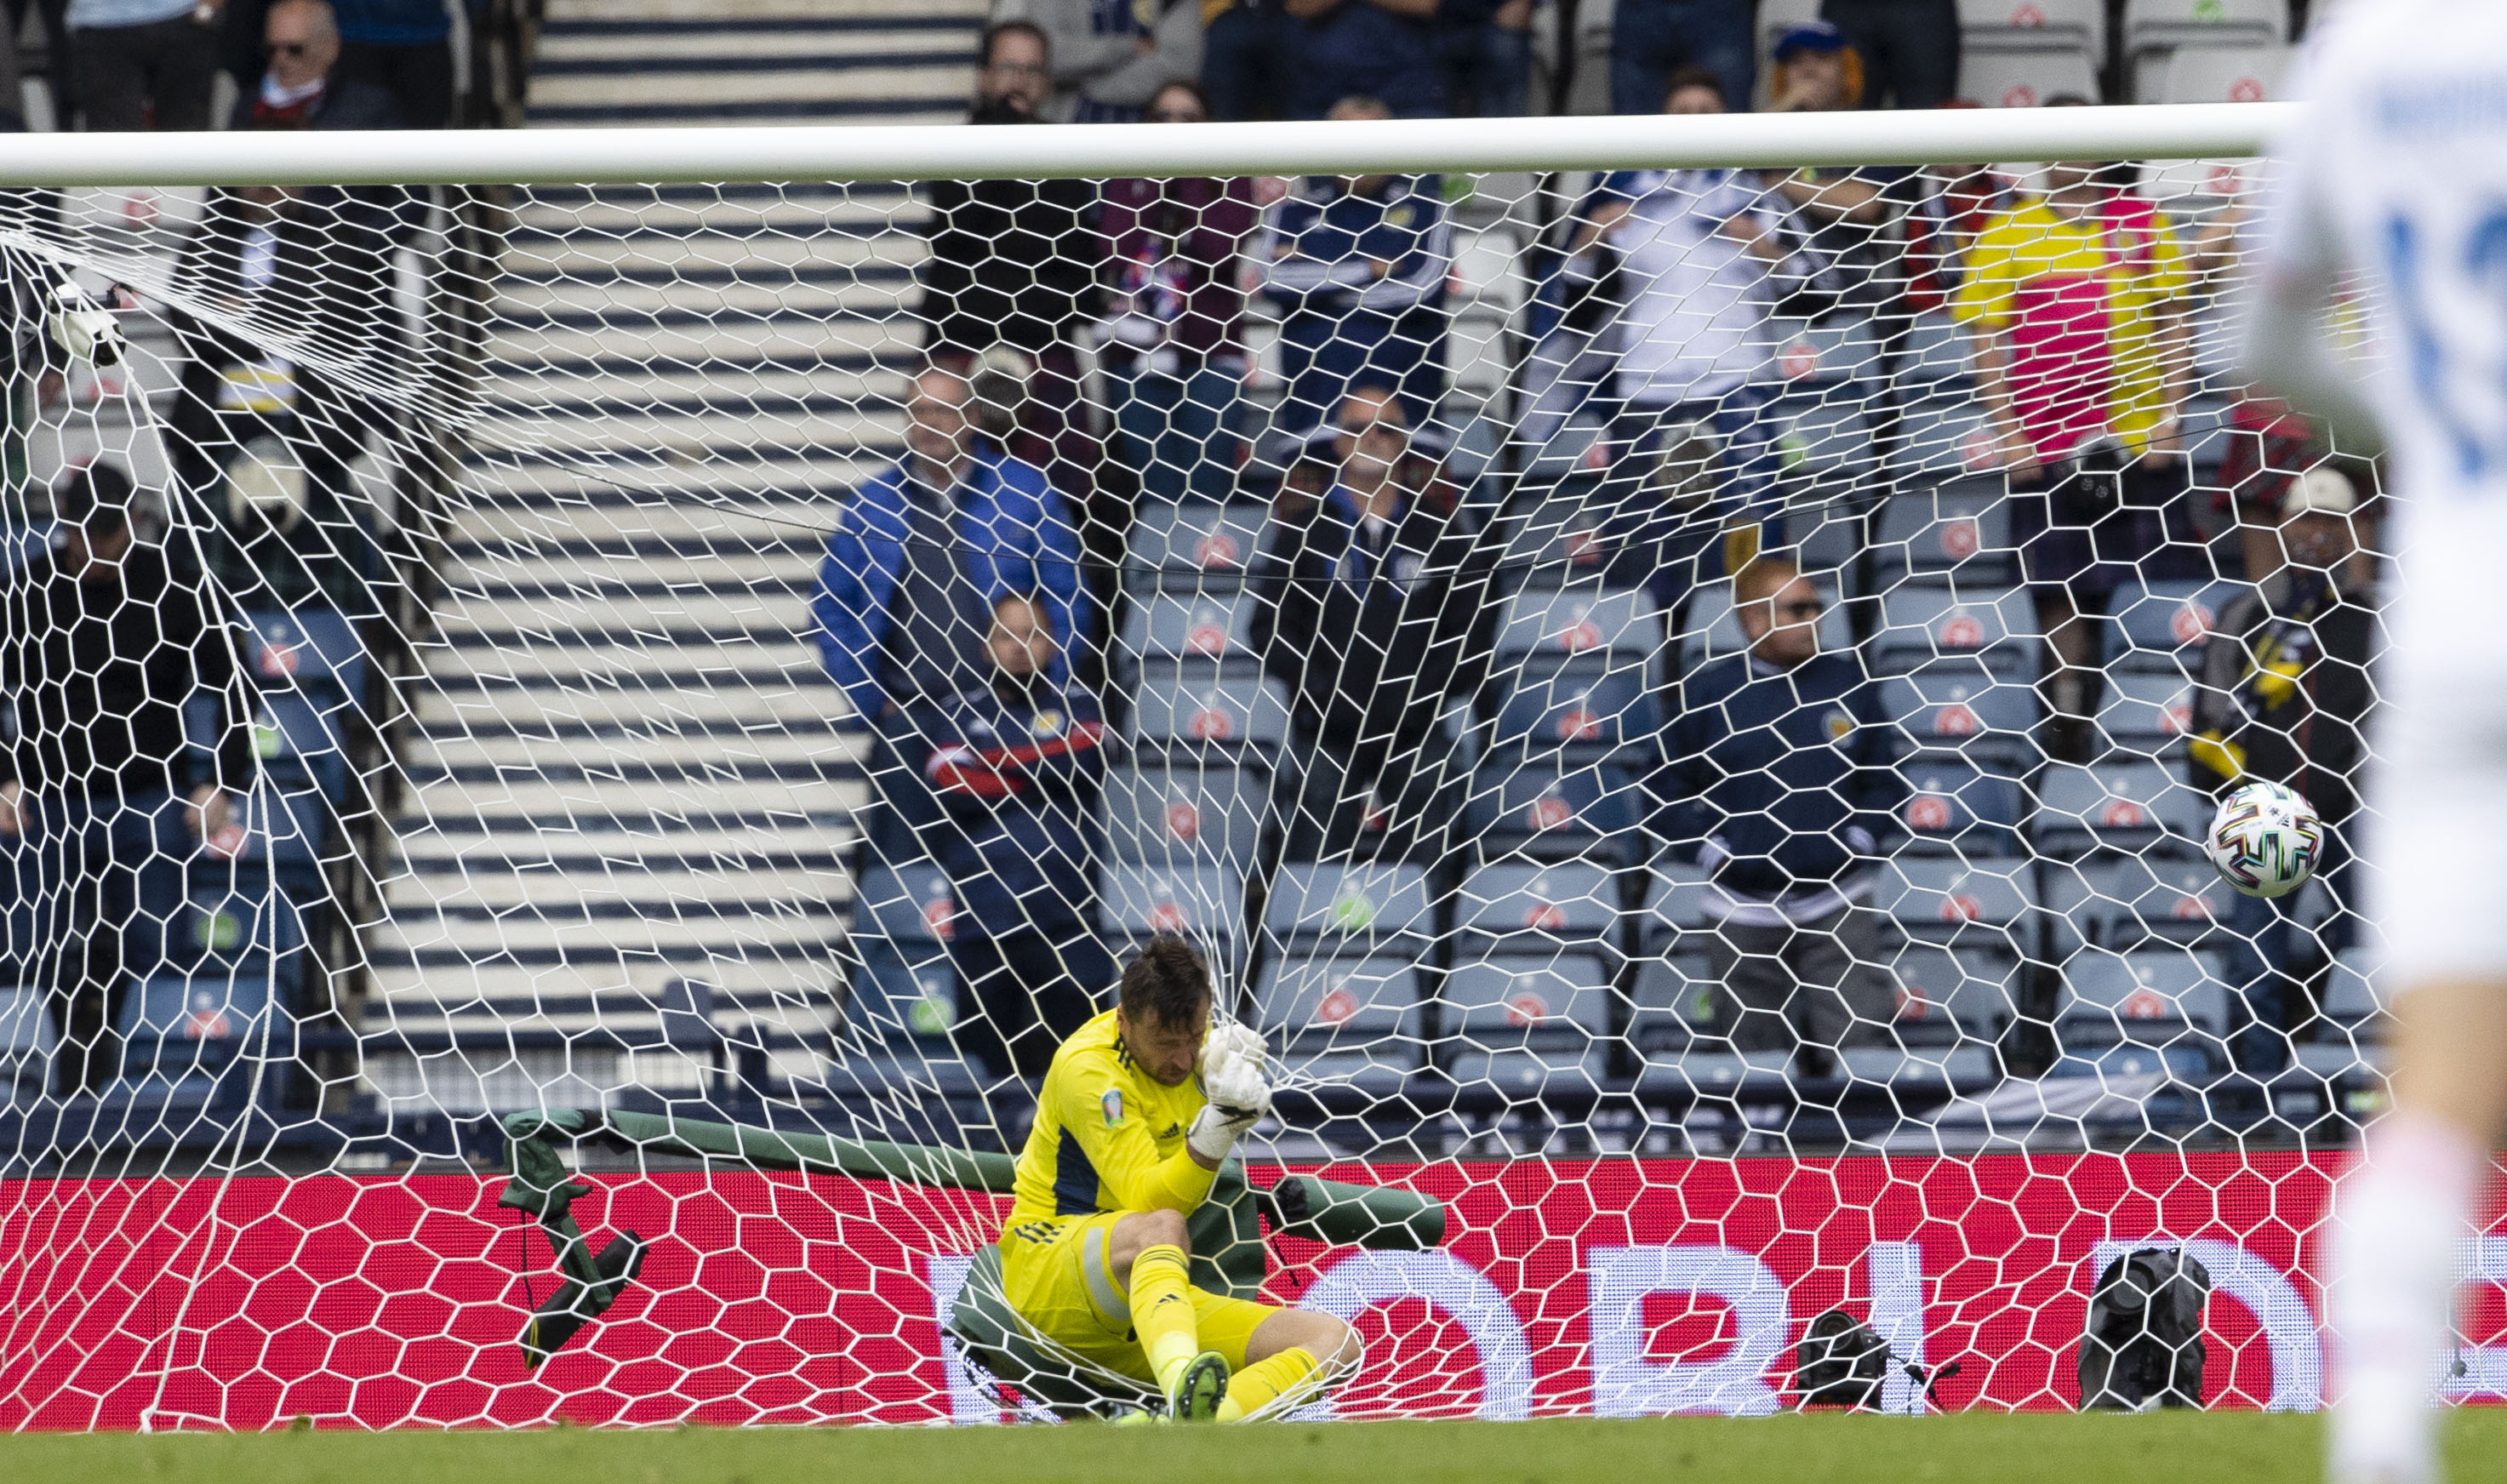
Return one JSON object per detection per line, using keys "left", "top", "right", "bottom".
{"left": 1187, "top": 1020, "right": 1271, "bottom": 1165}
{"left": 47, "top": 281, "right": 125, "bottom": 369}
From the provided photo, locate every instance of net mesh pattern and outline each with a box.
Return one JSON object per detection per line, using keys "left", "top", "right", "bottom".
{"left": 0, "top": 151, "right": 2400, "bottom": 1425}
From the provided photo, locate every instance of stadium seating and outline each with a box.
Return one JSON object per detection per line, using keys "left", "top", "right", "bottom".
{"left": 1891, "top": 391, "right": 2000, "bottom": 484}
{"left": 1263, "top": 863, "right": 1436, "bottom": 957}
{"left": 2044, "top": 853, "right": 2236, "bottom": 955}
{"left": 1453, "top": 859, "right": 1623, "bottom": 962}
{"left": 1122, "top": 591, "right": 1259, "bottom": 671}
{"left": 2053, "top": 947, "right": 2232, "bottom": 1075}
{"left": 1488, "top": 655, "right": 1658, "bottom": 762}
{"left": 2123, "top": 0, "right": 2285, "bottom": 101}
{"left": 1440, "top": 954, "right": 1615, "bottom": 1098}
{"left": 1497, "top": 584, "right": 1663, "bottom": 670}
{"left": 1105, "top": 763, "right": 1267, "bottom": 865}
{"left": 1897, "top": 761, "right": 2025, "bottom": 857}
{"left": 2106, "top": 578, "right": 2248, "bottom": 676}
{"left": 2092, "top": 671, "right": 2197, "bottom": 760}
{"left": 1126, "top": 501, "right": 1271, "bottom": 595}
{"left": 2153, "top": 42, "right": 2290, "bottom": 105}
{"left": 1636, "top": 861, "right": 1712, "bottom": 957}
{"left": 1959, "top": 45, "right": 2101, "bottom": 106}
{"left": 1887, "top": 939, "right": 2024, "bottom": 1047}
{"left": 1099, "top": 864, "right": 1248, "bottom": 951}
{"left": 115, "top": 971, "right": 288, "bottom": 1096}
{"left": 1882, "top": 669, "right": 2042, "bottom": 775}
{"left": 2030, "top": 761, "right": 2210, "bottom": 858}
{"left": 1464, "top": 761, "right": 1646, "bottom": 865}
{"left": 1130, "top": 668, "right": 1292, "bottom": 761}
{"left": 1874, "top": 584, "right": 2040, "bottom": 676}
{"left": 1254, "top": 953, "right": 1423, "bottom": 1096}
{"left": 854, "top": 862, "right": 963, "bottom": 949}
{"left": 1959, "top": 0, "right": 2104, "bottom": 59}
{"left": 1870, "top": 480, "right": 2019, "bottom": 589}
{"left": 2296, "top": 950, "right": 2390, "bottom": 1080}
{"left": 1875, "top": 857, "right": 2039, "bottom": 955}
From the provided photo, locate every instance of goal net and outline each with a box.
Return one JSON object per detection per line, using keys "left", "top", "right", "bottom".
{"left": 0, "top": 106, "right": 2439, "bottom": 1427}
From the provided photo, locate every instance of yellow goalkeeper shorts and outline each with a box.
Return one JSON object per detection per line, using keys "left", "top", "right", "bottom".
{"left": 998, "top": 1211, "right": 1278, "bottom": 1382}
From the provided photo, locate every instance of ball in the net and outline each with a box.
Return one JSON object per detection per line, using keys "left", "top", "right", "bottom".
{"left": 2206, "top": 780, "right": 2324, "bottom": 899}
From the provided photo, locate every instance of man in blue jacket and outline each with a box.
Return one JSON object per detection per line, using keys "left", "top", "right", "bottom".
{"left": 912, "top": 591, "right": 1115, "bottom": 1084}
{"left": 1249, "top": 96, "right": 1454, "bottom": 439}
{"left": 1648, "top": 556, "right": 1904, "bottom": 1072}
{"left": 812, "top": 365, "right": 1085, "bottom": 729}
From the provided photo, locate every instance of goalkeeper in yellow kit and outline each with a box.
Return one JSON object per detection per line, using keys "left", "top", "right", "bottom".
{"left": 1000, "top": 933, "right": 1356, "bottom": 1421}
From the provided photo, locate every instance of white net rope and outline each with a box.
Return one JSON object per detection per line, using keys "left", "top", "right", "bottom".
{"left": 0, "top": 134, "right": 2397, "bottom": 1425}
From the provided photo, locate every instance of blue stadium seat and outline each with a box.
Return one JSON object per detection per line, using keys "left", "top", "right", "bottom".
{"left": 1122, "top": 592, "right": 1259, "bottom": 668}
{"left": 1753, "top": 315, "right": 1887, "bottom": 391}
{"left": 193, "top": 786, "right": 329, "bottom": 899}
{"left": 238, "top": 608, "right": 367, "bottom": 703}
{"left": 1126, "top": 501, "right": 1271, "bottom": 595}
{"left": 1453, "top": 859, "right": 1620, "bottom": 964}
{"left": 1896, "top": 762, "right": 2024, "bottom": 857}
{"left": 1254, "top": 953, "right": 1421, "bottom": 1096}
{"left": 254, "top": 693, "right": 351, "bottom": 802}
{"left": 1496, "top": 585, "right": 1662, "bottom": 666}
{"left": 0, "top": 988, "right": 54, "bottom": 1104}
{"left": 1873, "top": 585, "right": 2038, "bottom": 676}
{"left": 1130, "top": 666, "right": 1291, "bottom": 759}
{"left": 1875, "top": 857, "right": 2039, "bottom": 955}
{"left": 853, "top": 862, "right": 962, "bottom": 947}
{"left": 1636, "top": 861, "right": 1712, "bottom": 955}
{"left": 1105, "top": 763, "right": 1266, "bottom": 866}
{"left": 1488, "top": 658, "right": 1657, "bottom": 761}
{"left": 1885, "top": 939, "right": 2022, "bottom": 1043}
{"left": 1440, "top": 954, "right": 1615, "bottom": 1098}
{"left": 1870, "top": 480, "right": 2017, "bottom": 588}
{"left": 1898, "top": 310, "right": 1975, "bottom": 391}
{"left": 2054, "top": 947, "right": 2231, "bottom": 1076}
{"left": 2044, "top": 854, "right": 2235, "bottom": 954}
{"left": 156, "top": 887, "right": 306, "bottom": 995}
{"left": 1262, "top": 862, "right": 1436, "bottom": 956}
{"left": 1464, "top": 761, "right": 1644, "bottom": 865}
{"left": 115, "top": 973, "right": 285, "bottom": 1094}
{"left": 1882, "top": 670, "right": 2041, "bottom": 774}
{"left": 2030, "top": 762, "right": 2209, "bottom": 859}
{"left": 2092, "top": 671, "right": 2197, "bottom": 759}
{"left": 2105, "top": 578, "right": 2252, "bottom": 677}
{"left": 1889, "top": 393, "right": 1996, "bottom": 483}
{"left": 1099, "top": 864, "right": 1246, "bottom": 950}
{"left": 1762, "top": 397, "right": 1878, "bottom": 489}
{"left": 1625, "top": 951, "right": 1716, "bottom": 1058}
{"left": 842, "top": 940, "right": 961, "bottom": 1044}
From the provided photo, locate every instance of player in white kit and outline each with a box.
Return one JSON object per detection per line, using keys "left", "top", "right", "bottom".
{"left": 2244, "top": 3, "right": 2507, "bottom": 1481}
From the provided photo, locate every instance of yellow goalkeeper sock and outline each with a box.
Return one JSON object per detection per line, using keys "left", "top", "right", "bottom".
{"left": 1214, "top": 1345, "right": 1318, "bottom": 1423}
{"left": 1128, "top": 1244, "right": 1200, "bottom": 1392}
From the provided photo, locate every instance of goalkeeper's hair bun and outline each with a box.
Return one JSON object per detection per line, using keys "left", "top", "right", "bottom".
{"left": 1119, "top": 933, "right": 1211, "bottom": 1030}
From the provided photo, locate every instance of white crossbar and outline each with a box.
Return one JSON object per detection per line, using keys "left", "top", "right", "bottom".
{"left": 0, "top": 102, "right": 2300, "bottom": 187}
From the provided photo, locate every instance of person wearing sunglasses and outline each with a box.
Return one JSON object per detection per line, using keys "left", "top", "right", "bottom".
{"left": 233, "top": 0, "right": 402, "bottom": 131}
{"left": 1648, "top": 556, "right": 1905, "bottom": 1077}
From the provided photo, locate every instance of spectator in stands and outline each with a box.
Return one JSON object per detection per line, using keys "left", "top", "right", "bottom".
{"left": 231, "top": 0, "right": 400, "bottom": 129}
{"left": 2186, "top": 468, "right": 2376, "bottom": 1076}
{"left": 1648, "top": 556, "right": 1903, "bottom": 1075}
{"left": 66, "top": 0, "right": 220, "bottom": 131}
{"left": 920, "top": 22, "right": 1109, "bottom": 584}
{"left": 1440, "top": 0, "right": 1531, "bottom": 118}
{"left": 1757, "top": 24, "right": 1903, "bottom": 322}
{"left": 813, "top": 365, "right": 1085, "bottom": 731}
{"left": 1612, "top": 0, "right": 1751, "bottom": 116}
{"left": 1098, "top": 82, "right": 1258, "bottom": 504}
{"left": 0, "top": 464, "right": 254, "bottom": 1094}
{"left": 226, "top": 0, "right": 448, "bottom": 127}
{"left": 1817, "top": 0, "right": 1957, "bottom": 111}
{"left": 1014, "top": 0, "right": 1202, "bottom": 123}
{"left": 1249, "top": 96, "right": 1453, "bottom": 442}
{"left": 1284, "top": 0, "right": 1445, "bottom": 118}
{"left": 1555, "top": 79, "right": 1793, "bottom": 606}
{"left": 1200, "top": 0, "right": 1287, "bottom": 121}
{"left": 162, "top": 0, "right": 402, "bottom": 616}
{"left": 1955, "top": 110, "right": 2197, "bottom": 758}
{"left": 913, "top": 591, "right": 1116, "bottom": 1085}
{"left": 1249, "top": 386, "right": 1494, "bottom": 861}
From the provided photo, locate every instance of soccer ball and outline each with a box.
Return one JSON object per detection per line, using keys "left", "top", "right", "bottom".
{"left": 2206, "top": 780, "right": 2324, "bottom": 899}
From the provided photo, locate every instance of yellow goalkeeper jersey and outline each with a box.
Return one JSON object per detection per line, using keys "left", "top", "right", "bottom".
{"left": 1006, "top": 1008, "right": 1217, "bottom": 1226}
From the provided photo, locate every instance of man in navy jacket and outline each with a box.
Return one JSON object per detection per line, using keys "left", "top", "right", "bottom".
{"left": 1648, "top": 556, "right": 1904, "bottom": 1071}
{"left": 911, "top": 592, "right": 1115, "bottom": 1083}
{"left": 1248, "top": 97, "right": 1454, "bottom": 438}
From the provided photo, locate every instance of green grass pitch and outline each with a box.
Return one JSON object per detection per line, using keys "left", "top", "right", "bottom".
{"left": 9, "top": 1412, "right": 2507, "bottom": 1484}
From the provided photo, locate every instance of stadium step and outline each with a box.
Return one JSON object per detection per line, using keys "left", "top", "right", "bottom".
{"left": 528, "top": 0, "right": 980, "bottom": 128}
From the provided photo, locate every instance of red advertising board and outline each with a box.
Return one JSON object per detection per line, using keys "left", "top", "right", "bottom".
{"left": 0, "top": 1151, "right": 2494, "bottom": 1430}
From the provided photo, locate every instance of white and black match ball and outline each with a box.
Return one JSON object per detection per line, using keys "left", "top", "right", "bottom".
{"left": 2207, "top": 780, "right": 2324, "bottom": 899}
